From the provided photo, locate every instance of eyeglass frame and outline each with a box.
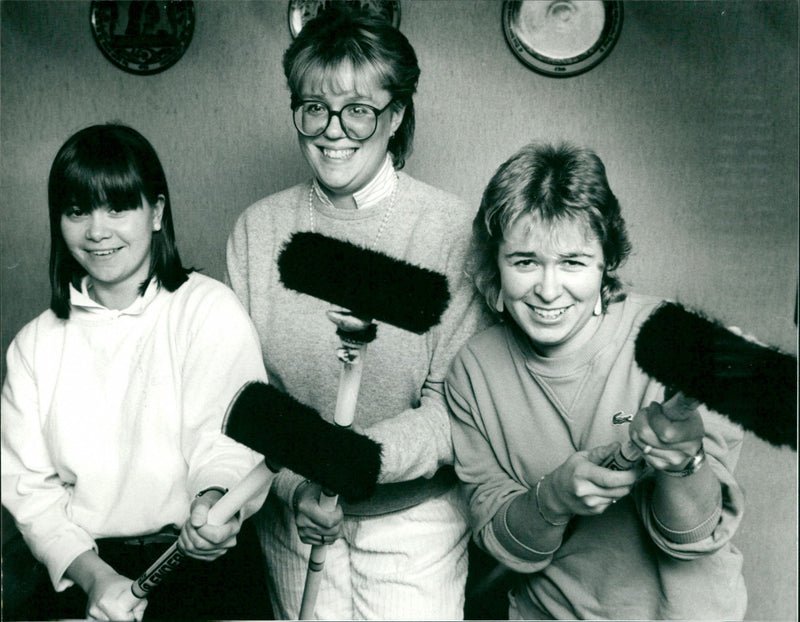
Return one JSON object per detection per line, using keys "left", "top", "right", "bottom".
{"left": 291, "top": 99, "right": 396, "bottom": 141}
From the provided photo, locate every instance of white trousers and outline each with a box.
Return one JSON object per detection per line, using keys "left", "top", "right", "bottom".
{"left": 258, "top": 487, "right": 470, "bottom": 620}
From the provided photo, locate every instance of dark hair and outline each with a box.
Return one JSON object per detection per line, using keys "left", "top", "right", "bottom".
{"left": 471, "top": 142, "right": 631, "bottom": 317}
{"left": 48, "top": 123, "right": 191, "bottom": 318}
{"left": 282, "top": 5, "right": 420, "bottom": 169}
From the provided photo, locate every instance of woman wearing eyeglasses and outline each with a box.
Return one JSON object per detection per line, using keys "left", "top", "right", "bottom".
{"left": 226, "top": 6, "right": 487, "bottom": 620}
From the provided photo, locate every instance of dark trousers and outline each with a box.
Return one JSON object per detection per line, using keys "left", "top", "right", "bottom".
{"left": 1, "top": 517, "right": 272, "bottom": 621}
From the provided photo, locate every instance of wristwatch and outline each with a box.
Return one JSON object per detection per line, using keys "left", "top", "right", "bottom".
{"left": 659, "top": 445, "right": 706, "bottom": 477}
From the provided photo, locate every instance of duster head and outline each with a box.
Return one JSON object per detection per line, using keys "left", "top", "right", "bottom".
{"left": 635, "top": 302, "right": 797, "bottom": 450}
{"left": 223, "top": 382, "right": 383, "bottom": 501}
{"left": 277, "top": 231, "right": 450, "bottom": 334}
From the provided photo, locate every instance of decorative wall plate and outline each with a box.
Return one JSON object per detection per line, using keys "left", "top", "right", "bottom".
{"left": 288, "top": 0, "right": 400, "bottom": 38}
{"left": 503, "top": 0, "right": 623, "bottom": 77}
{"left": 90, "top": 1, "right": 195, "bottom": 75}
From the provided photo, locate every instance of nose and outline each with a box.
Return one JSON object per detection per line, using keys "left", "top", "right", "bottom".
{"left": 323, "top": 111, "right": 347, "bottom": 139}
{"left": 85, "top": 211, "right": 111, "bottom": 241}
{"left": 533, "top": 266, "right": 562, "bottom": 302}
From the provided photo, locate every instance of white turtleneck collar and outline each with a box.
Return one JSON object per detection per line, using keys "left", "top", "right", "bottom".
{"left": 312, "top": 154, "right": 396, "bottom": 210}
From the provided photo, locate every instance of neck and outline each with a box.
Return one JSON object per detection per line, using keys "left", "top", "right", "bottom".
{"left": 321, "top": 188, "right": 357, "bottom": 210}
{"left": 87, "top": 279, "right": 141, "bottom": 310}
{"left": 529, "top": 313, "right": 604, "bottom": 359}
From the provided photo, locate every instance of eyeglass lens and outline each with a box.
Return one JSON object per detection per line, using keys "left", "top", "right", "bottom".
{"left": 294, "top": 102, "right": 379, "bottom": 140}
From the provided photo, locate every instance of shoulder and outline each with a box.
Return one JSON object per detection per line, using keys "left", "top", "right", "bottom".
{"left": 398, "top": 172, "right": 474, "bottom": 220}
{"left": 395, "top": 172, "right": 476, "bottom": 263}
{"left": 610, "top": 293, "right": 667, "bottom": 334}
{"left": 232, "top": 183, "right": 308, "bottom": 231}
{"left": 166, "top": 273, "right": 249, "bottom": 319}
{"left": 450, "top": 323, "right": 509, "bottom": 373}
{"left": 7, "top": 309, "right": 63, "bottom": 355}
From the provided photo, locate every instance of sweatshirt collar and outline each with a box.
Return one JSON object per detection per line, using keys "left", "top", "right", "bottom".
{"left": 69, "top": 276, "right": 161, "bottom": 317}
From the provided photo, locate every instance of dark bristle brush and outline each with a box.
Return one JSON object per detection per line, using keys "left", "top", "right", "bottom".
{"left": 635, "top": 302, "right": 797, "bottom": 450}
{"left": 277, "top": 231, "right": 450, "bottom": 334}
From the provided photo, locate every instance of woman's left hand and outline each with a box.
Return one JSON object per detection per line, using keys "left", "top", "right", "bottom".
{"left": 630, "top": 392, "right": 705, "bottom": 473}
{"left": 293, "top": 479, "right": 344, "bottom": 546}
{"left": 177, "top": 489, "right": 240, "bottom": 561}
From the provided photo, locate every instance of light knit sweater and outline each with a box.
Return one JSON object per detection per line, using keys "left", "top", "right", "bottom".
{"left": 226, "top": 172, "right": 488, "bottom": 515}
{"left": 1, "top": 273, "right": 268, "bottom": 590}
{"left": 446, "top": 294, "right": 747, "bottom": 620}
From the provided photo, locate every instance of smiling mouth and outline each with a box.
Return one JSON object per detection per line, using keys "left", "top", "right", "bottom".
{"left": 321, "top": 147, "right": 356, "bottom": 160}
{"left": 530, "top": 305, "right": 571, "bottom": 320}
{"left": 87, "top": 248, "right": 121, "bottom": 257}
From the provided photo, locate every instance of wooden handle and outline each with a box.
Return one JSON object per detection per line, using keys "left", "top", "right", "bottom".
{"left": 130, "top": 461, "right": 274, "bottom": 599}
{"left": 298, "top": 489, "right": 338, "bottom": 619}
{"left": 299, "top": 326, "right": 369, "bottom": 619}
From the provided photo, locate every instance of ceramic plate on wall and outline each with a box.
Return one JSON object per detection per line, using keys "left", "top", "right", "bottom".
{"left": 288, "top": 0, "right": 400, "bottom": 38}
{"left": 503, "top": 0, "right": 623, "bottom": 77}
{"left": 90, "top": 0, "right": 195, "bottom": 75}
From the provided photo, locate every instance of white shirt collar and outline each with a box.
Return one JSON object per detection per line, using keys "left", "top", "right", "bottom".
{"left": 312, "top": 155, "right": 396, "bottom": 210}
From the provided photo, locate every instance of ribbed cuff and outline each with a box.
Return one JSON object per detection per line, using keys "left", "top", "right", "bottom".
{"left": 499, "top": 500, "right": 560, "bottom": 558}
{"left": 652, "top": 503, "right": 722, "bottom": 544}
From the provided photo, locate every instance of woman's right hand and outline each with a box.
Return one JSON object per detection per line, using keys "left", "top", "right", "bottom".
{"left": 85, "top": 570, "right": 147, "bottom": 621}
{"left": 293, "top": 479, "right": 344, "bottom": 546}
{"left": 66, "top": 550, "right": 147, "bottom": 621}
{"left": 541, "top": 443, "right": 641, "bottom": 518}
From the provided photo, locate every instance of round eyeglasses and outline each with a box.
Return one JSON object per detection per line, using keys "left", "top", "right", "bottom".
{"left": 292, "top": 100, "right": 395, "bottom": 141}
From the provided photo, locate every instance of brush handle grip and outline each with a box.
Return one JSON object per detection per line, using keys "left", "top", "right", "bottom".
{"left": 602, "top": 439, "right": 643, "bottom": 471}
{"left": 659, "top": 391, "right": 701, "bottom": 422}
{"left": 130, "top": 461, "right": 274, "bottom": 599}
{"left": 299, "top": 490, "right": 338, "bottom": 619}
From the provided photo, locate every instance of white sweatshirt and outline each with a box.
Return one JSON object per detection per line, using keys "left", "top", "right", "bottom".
{"left": 1, "top": 273, "right": 268, "bottom": 590}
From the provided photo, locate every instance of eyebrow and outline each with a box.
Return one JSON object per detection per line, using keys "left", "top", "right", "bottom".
{"left": 502, "top": 250, "right": 597, "bottom": 260}
{"left": 300, "top": 91, "right": 375, "bottom": 103}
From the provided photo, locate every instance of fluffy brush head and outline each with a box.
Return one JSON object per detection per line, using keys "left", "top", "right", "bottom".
{"left": 223, "top": 382, "right": 382, "bottom": 501}
{"left": 277, "top": 232, "right": 450, "bottom": 334}
{"left": 635, "top": 302, "right": 797, "bottom": 450}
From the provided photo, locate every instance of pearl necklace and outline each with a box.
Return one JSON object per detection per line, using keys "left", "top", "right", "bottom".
{"left": 307, "top": 175, "right": 399, "bottom": 250}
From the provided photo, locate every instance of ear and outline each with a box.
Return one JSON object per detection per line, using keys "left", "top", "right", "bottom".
{"left": 152, "top": 195, "right": 165, "bottom": 232}
{"left": 389, "top": 104, "right": 406, "bottom": 136}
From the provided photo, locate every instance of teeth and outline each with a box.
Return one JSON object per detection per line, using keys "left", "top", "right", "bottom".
{"left": 533, "top": 307, "right": 568, "bottom": 320}
{"left": 90, "top": 249, "right": 117, "bottom": 256}
{"left": 322, "top": 148, "right": 355, "bottom": 160}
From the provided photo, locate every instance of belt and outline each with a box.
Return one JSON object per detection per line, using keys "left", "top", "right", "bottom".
{"left": 117, "top": 525, "right": 181, "bottom": 546}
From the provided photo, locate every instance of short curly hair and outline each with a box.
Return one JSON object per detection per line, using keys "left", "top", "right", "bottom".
{"left": 470, "top": 142, "right": 631, "bottom": 317}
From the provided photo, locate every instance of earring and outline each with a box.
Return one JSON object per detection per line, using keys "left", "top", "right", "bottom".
{"left": 495, "top": 291, "right": 505, "bottom": 313}
{"left": 593, "top": 296, "right": 603, "bottom": 316}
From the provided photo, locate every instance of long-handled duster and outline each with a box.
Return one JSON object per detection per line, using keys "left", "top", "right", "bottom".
{"left": 634, "top": 302, "right": 796, "bottom": 449}
{"left": 125, "top": 382, "right": 381, "bottom": 605}
{"left": 605, "top": 301, "right": 797, "bottom": 470}
{"left": 277, "top": 231, "right": 451, "bottom": 620}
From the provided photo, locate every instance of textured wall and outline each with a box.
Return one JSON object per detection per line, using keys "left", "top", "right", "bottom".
{"left": 1, "top": 1, "right": 797, "bottom": 619}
